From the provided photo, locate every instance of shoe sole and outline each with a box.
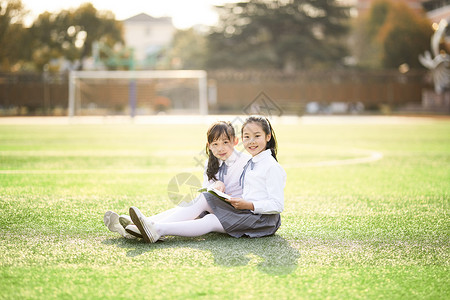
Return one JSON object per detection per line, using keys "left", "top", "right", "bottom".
{"left": 125, "top": 226, "right": 143, "bottom": 239}
{"left": 121, "top": 215, "right": 165, "bottom": 240}
{"left": 119, "top": 215, "right": 133, "bottom": 228}
{"left": 104, "top": 211, "right": 136, "bottom": 239}
{"left": 129, "top": 206, "right": 156, "bottom": 243}
{"left": 103, "top": 211, "right": 114, "bottom": 227}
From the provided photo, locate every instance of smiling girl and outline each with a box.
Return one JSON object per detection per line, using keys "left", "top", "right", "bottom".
{"left": 206, "top": 115, "right": 286, "bottom": 237}
{"left": 129, "top": 116, "right": 286, "bottom": 242}
{"left": 109, "top": 121, "right": 250, "bottom": 241}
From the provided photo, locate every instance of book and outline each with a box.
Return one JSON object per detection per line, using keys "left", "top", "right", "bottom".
{"left": 198, "top": 187, "right": 232, "bottom": 203}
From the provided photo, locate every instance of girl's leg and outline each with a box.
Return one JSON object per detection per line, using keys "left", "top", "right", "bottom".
{"left": 148, "top": 194, "right": 212, "bottom": 223}
{"left": 120, "top": 208, "right": 179, "bottom": 227}
{"left": 155, "top": 213, "right": 225, "bottom": 237}
{"left": 145, "top": 207, "right": 178, "bottom": 222}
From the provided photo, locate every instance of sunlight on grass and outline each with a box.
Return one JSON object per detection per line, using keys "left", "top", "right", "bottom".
{"left": 0, "top": 120, "right": 449, "bottom": 299}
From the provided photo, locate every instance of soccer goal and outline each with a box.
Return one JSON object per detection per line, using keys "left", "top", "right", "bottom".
{"left": 68, "top": 70, "right": 208, "bottom": 117}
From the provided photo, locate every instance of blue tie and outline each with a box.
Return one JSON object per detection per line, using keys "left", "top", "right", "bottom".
{"left": 239, "top": 159, "right": 254, "bottom": 188}
{"left": 218, "top": 162, "right": 228, "bottom": 182}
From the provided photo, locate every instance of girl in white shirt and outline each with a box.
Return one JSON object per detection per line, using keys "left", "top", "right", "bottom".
{"left": 208, "top": 116, "right": 286, "bottom": 237}
{"left": 129, "top": 116, "right": 286, "bottom": 242}
{"left": 105, "top": 121, "right": 250, "bottom": 240}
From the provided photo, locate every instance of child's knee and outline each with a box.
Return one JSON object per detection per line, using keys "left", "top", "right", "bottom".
{"left": 202, "top": 213, "right": 224, "bottom": 232}
{"left": 202, "top": 213, "right": 216, "bottom": 221}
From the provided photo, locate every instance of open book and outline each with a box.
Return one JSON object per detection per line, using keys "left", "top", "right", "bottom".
{"left": 198, "top": 187, "right": 232, "bottom": 203}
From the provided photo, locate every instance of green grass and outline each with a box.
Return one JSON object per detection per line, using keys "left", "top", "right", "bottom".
{"left": 0, "top": 118, "right": 449, "bottom": 299}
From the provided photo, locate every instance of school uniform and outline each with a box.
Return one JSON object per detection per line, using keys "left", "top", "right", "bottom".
{"left": 203, "top": 149, "right": 251, "bottom": 198}
{"left": 205, "top": 149, "right": 287, "bottom": 238}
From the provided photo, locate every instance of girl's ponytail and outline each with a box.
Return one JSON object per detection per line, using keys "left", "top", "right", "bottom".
{"left": 206, "top": 148, "right": 220, "bottom": 181}
{"left": 265, "top": 117, "right": 278, "bottom": 161}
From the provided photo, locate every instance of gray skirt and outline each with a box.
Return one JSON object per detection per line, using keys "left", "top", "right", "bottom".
{"left": 203, "top": 192, "right": 281, "bottom": 238}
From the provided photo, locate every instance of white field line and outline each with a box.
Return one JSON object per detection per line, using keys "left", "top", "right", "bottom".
{"left": 0, "top": 150, "right": 189, "bottom": 157}
{"left": 0, "top": 148, "right": 383, "bottom": 174}
{"left": 284, "top": 149, "right": 383, "bottom": 168}
{"left": 0, "top": 168, "right": 200, "bottom": 175}
{"left": 0, "top": 115, "right": 442, "bottom": 125}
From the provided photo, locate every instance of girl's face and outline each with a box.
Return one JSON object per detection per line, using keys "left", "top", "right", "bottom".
{"left": 242, "top": 122, "right": 271, "bottom": 157}
{"left": 208, "top": 134, "right": 237, "bottom": 161}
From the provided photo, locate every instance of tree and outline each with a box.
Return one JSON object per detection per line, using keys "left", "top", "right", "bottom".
{"left": 0, "top": 0, "right": 29, "bottom": 71}
{"left": 207, "top": 0, "right": 351, "bottom": 70}
{"left": 29, "top": 2, "right": 123, "bottom": 71}
{"left": 352, "top": 0, "right": 432, "bottom": 69}
{"left": 166, "top": 28, "right": 208, "bottom": 69}
{"left": 377, "top": 2, "right": 432, "bottom": 69}
{"left": 29, "top": 11, "right": 72, "bottom": 71}
{"left": 71, "top": 3, "right": 123, "bottom": 70}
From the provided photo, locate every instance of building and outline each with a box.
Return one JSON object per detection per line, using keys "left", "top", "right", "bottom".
{"left": 122, "top": 13, "right": 176, "bottom": 69}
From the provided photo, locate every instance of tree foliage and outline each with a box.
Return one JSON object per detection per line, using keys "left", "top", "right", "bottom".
{"left": 165, "top": 28, "right": 208, "bottom": 69}
{"left": 207, "top": 0, "right": 351, "bottom": 70}
{"left": 353, "top": 0, "right": 432, "bottom": 69}
{"left": 0, "top": 0, "right": 29, "bottom": 71}
{"left": 29, "top": 3, "right": 123, "bottom": 71}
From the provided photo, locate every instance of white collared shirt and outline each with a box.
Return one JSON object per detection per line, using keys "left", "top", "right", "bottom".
{"left": 242, "top": 149, "right": 286, "bottom": 214}
{"left": 203, "top": 149, "right": 251, "bottom": 198}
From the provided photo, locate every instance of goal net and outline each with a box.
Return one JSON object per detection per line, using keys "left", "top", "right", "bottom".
{"left": 68, "top": 70, "right": 208, "bottom": 117}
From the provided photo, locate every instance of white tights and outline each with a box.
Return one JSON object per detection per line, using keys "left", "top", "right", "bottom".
{"left": 145, "top": 194, "right": 226, "bottom": 237}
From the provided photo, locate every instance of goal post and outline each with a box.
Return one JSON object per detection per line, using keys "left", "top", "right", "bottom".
{"left": 68, "top": 70, "right": 208, "bottom": 117}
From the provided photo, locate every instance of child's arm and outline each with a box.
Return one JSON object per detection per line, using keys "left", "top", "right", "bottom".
{"left": 251, "top": 165, "right": 286, "bottom": 214}
{"left": 212, "top": 181, "right": 225, "bottom": 192}
{"left": 228, "top": 198, "right": 254, "bottom": 210}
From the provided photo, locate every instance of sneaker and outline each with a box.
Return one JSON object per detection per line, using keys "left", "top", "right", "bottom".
{"left": 103, "top": 210, "right": 136, "bottom": 239}
{"left": 119, "top": 215, "right": 133, "bottom": 228}
{"left": 125, "top": 225, "right": 167, "bottom": 241}
{"left": 103, "top": 210, "right": 113, "bottom": 225}
{"left": 125, "top": 224, "right": 143, "bottom": 239}
{"left": 129, "top": 206, "right": 161, "bottom": 243}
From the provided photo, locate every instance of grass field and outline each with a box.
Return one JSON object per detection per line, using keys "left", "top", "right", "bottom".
{"left": 0, "top": 116, "right": 449, "bottom": 299}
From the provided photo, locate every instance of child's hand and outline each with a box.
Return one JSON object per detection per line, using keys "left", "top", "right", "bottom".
{"left": 228, "top": 198, "right": 254, "bottom": 210}
{"left": 213, "top": 181, "right": 225, "bottom": 192}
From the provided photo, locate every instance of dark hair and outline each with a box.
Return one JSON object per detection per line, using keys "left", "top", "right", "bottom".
{"left": 241, "top": 116, "right": 278, "bottom": 161}
{"left": 205, "top": 121, "right": 236, "bottom": 181}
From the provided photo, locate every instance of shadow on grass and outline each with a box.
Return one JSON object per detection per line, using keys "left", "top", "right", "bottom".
{"left": 103, "top": 234, "right": 299, "bottom": 276}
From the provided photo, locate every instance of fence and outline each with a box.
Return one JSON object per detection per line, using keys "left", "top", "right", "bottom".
{"left": 208, "top": 70, "right": 428, "bottom": 114}
{"left": 0, "top": 70, "right": 430, "bottom": 116}
{"left": 0, "top": 72, "right": 68, "bottom": 115}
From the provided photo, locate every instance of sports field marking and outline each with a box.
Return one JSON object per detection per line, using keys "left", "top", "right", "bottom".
{"left": 0, "top": 150, "right": 188, "bottom": 157}
{"left": 0, "top": 115, "right": 443, "bottom": 125}
{"left": 284, "top": 148, "right": 383, "bottom": 168}
{"left": 0, "top": 147, "right": 382, "bottom": 174}
{"left": 0, "top": 168, "right": 185, "bottom": 174}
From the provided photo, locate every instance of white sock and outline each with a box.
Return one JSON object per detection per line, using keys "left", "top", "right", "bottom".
{"left": 145, "top": 207, "right": 178, "bottom": 223}
{"left": 147, "top": 194, "right": 212, "bottom": 223}
{"left": 155, "top": 213, "right": 225, "bottom": 237}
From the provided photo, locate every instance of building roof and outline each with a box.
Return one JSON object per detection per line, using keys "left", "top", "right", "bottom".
{"left": 123, "top": 13, "right": 173, "bottom": 24}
